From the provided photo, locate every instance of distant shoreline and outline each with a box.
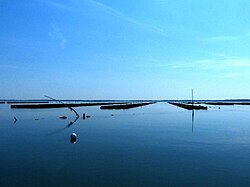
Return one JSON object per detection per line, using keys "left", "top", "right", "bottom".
{"left": 1, "top": 99, "right": 250, "bottom": 103}
{"left": 2, "top": 99, "right": 250, "bottom": 109}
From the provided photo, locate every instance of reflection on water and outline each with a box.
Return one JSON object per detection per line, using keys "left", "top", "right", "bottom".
{"left": 1, "top": 103, "right": 250, "bottom": 186}
{"left": 192, "top": 109, "right": 194, "bottom": 133}
{"left": 67, "top": 115, "right": 79, "bottom": 128}
{"left": 13, "top": 117, "right": 17, "bottom": 124}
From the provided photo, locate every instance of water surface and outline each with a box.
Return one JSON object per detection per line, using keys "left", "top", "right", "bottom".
{"left": 1, "top": 103, "right": 250, "bottom": 186}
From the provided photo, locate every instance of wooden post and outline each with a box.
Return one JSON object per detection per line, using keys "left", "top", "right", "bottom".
{"left": 191, "top": 89, "right": 194, "bottom": 106}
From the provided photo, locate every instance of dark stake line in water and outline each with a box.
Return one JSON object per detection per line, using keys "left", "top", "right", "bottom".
{"left": 169, "top": 102, "right": 208, "bottom": 110}
{"left": 10, "top": 102, "right": 128, "bottom": 109}
{"left": 100, "top": 102, "right": 156, "bottom": 110}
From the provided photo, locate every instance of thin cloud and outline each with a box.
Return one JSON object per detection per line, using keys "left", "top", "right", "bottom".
{"left": 197, "top": 35, "right": 237, "bottom": 42}
{"left": 199, "top": 31, "right": 250, "bottom": 42}
{"left": 48, "top": 24, "right": 66, "bottom": 49}
{"left": 0, "top": 38, "right": 36, "bottom": 50}
{"left": 135, "top": 55, "right": 250, "bottom": 71}
{"left": 145, "top": 56, "right": 250, "bottom": 70}
{"left": 221, "top": 71, "right": 250, "bottom": 79}
{"left": 0, "top": 65, "right": 19, "bottom": 69}
{"left": 86, "top": 0, "right": 166, "bottom": 36}
{"left": 144, "top": 55, "right": 250, "bottom": 79}
{"left": 170, "top": 56, "right": 250, "bottom": 69}
{"left": 223, "top": 72, "right": 247, "bottom": 78}
{"left": 36, "top": 0, "right": 71, "bottom": 10}
{"left": 0, "top": 64, "right": 48, "bottom": 71}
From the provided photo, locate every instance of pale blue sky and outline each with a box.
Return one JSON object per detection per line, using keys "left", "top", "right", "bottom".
{"left": 1, "top": 0, "right": 250, "bottom": 99}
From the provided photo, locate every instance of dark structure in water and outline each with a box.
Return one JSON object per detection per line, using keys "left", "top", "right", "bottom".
{"left": 169, "top": 102, "right": 207, "bottom": 110}
{"left": 10, "top": 102, "right": 126, "bottom": 109}
{"left": 100, "top": 102, "right": 155, "bottom": 110}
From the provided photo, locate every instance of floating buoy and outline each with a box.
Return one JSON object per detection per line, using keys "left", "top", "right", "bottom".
{"left": 70, "top": 133, "right": 77, "bottom": 144}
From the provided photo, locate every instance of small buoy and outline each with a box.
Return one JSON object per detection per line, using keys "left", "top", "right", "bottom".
{"left": 70, "top": 133, "right": 77, "bottom": 144}
{"left": 83, "top": 113, "right": 86, "bottom": 120}
{"left": 86, "top": 115, "right": 91, "bottom": 118}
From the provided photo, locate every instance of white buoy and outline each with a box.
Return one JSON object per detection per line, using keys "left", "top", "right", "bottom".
{"left": 70, "top": 132, "right": 77, "bottom": 144}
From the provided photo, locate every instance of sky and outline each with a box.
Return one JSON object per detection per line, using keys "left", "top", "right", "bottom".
{"left": 1, "top": 0, "right": 250, "bottom": 100}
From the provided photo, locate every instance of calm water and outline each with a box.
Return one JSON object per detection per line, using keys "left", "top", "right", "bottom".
{"left": 1, "top": 103, "right": 250, "bottom": 187}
